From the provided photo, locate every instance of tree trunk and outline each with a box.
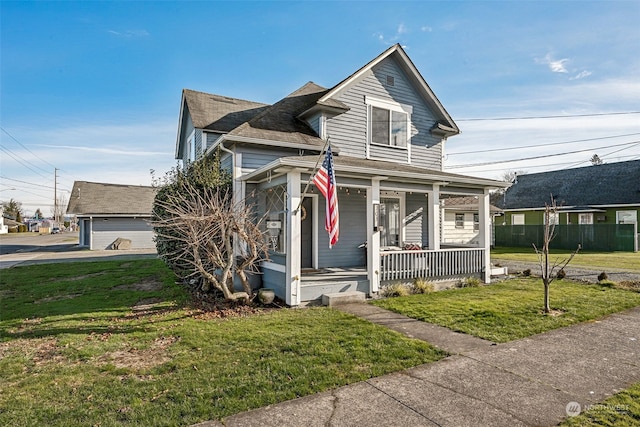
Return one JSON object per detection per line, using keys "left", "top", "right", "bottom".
{"left": 543, "top": 279, "right": 550, "bottom": 313}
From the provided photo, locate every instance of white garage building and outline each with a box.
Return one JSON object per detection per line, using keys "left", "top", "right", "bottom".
{"left": 66, "top": 181, "right": 156, "bottom": 250}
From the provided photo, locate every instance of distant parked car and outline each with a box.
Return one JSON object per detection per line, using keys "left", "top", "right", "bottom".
{"left": 52, "top": 227, "right": 60, "bottom": 234}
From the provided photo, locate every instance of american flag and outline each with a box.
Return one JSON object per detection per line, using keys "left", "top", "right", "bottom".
{"left": 313, "top": 146, "right": 339, "bottom": 248}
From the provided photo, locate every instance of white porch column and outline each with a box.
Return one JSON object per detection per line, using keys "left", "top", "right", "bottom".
{"left": 367, "top": 179, "right": 381, "bottom": 293}
{"left": 286, "top": 171, "right": 301, "bottom": 306}
{"left": 427, "top": 184, "right": 441, "bottom": 250}
{"left": 478, "top": 188, "right": 492, "bottom": 283}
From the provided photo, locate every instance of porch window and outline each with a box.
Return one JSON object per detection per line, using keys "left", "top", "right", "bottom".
{"left": 265, "top": 185, "right": 287, "bottom": 254}
{"left": 380, "top": 197, "right": 400, "bottom": 247}
{"left": 473, "top": 213, "right": 480, "bottom": 231}
{"left": 455, "top": 213, "right": 465, "bottom": 229}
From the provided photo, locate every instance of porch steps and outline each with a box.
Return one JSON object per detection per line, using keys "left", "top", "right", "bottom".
{"left": 322, "top": 291, "right": 366, "bottom": 307}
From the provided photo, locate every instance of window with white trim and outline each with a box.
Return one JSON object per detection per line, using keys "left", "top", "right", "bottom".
{"left": 473, "top": 213, "right": 480, "bottom": 231}
{"left": 544, "top": 212, "right": 559, "bottom": 225}
{"left": 366, "top": 96, "right": 412, "bottom": 148}
{"left": 616, "top": 210, "right": 637, "bottom": 224}
{"left": 578, "top": 213, "right": 593, "bottom": 225}
{"left": 511, "top": 214, "right": 525, "bottom": 225}
{"left": 455, "top": 213, "right": 465, "bottom": 229}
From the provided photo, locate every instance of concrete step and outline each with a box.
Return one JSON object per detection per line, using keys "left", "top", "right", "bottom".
{"left": 321, "top": 290, "right": 366, "bottom": 307}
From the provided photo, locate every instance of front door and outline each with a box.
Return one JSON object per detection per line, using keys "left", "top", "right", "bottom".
{"left": 300, "top": 197, "right": 313, "bottom": 268}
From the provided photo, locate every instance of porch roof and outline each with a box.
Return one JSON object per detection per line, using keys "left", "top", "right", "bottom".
{"left": 241, "top": 155, "right": 507, "bottom": 190}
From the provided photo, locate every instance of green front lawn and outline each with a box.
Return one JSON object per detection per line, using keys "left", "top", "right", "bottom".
{"left": 372, "top": 278, "right": 640, "bottom": 342}
{"left": 492, "top": 247, "right": 640, "bottom": 272}
{"left": 560, "top": 383, "right": 640, "bottom": 426}
{"left": 0, "top": 260, "right": 445, "bottom": 427}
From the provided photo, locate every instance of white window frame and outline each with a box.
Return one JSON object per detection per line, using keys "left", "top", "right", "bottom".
{"left": 544, "top": 212, "right": 559, "bottom": 225}
{"left": 380, "top": 191, "right": 406, "bottom": 247}
{"left": 579, "top": 213, "right": 594, "bottom": 225}
{"left": 473, "top": 213, "right": 480, "bottom": 231}
{"left": 455, "top": 213, "right": 465, "bottom": 229}
{"left": 365, "top": 96, "right": 412, "bottom": 150}
{"left": 616, "top": 210, "right": 637, "bottom": 224}
{"left": 511, "top": 214, "right": 525, "bottom": 225}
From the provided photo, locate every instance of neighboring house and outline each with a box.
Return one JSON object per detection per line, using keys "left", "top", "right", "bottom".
{"left": 440, "top": 196, "right": 502, "bottom": 247}
{"left": 498, "top": 160, "right": 640, "bottom": 250}
{"left": 175, "top": 44, "right": 507, "bottom": 305}
{"left": 66, "top": 181, "right": 157, "bottom": 250}
{"left": 0, "top": 207, "right": 7, "bottom": 234}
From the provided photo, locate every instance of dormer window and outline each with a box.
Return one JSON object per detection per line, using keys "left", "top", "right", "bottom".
{"left": 366, "top": 96, "right": 412, "bottom": 149}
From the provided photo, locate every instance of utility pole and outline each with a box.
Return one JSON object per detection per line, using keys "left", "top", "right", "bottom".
{"left": 54, "top": 168, "right": 58, "bottom": 225}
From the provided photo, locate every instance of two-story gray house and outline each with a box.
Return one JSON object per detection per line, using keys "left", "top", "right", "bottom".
{"left": 175, "top": 44, "right": 506, "bottom": 305}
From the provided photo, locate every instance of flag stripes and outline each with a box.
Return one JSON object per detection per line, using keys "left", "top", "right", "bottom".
{"left": 313, "top": 145, "right": 339, "bottom": 248}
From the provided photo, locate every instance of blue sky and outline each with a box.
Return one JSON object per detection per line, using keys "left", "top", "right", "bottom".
{"left": 2, "top": 1, "right": 639, "bottom": 216}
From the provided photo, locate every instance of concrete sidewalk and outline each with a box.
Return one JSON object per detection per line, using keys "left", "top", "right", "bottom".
{"left": 193, "top": 304, "right": 640, "bottom": 427}
{"left": 0, "top": 247, "right": 158, "bottom": 269}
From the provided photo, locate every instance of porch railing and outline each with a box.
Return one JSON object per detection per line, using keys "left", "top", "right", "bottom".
{"left": 380, "top": 248, "right": 486, "bottom": 281}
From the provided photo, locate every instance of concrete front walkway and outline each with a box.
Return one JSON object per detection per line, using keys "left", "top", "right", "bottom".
{"left": 193, "top": 304, "right": 640, "bottom": 427}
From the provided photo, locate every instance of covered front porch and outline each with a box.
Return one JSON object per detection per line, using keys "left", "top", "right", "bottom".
{"left": 243, "top": 155, "right": 504, "bottom": 306}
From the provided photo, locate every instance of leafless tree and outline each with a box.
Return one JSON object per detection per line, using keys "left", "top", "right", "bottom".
{"left": 532, "top": 196, "right": 580, "bottom": 313}
{"left": 152, "top": 183, "right": 269, "bottom": 302}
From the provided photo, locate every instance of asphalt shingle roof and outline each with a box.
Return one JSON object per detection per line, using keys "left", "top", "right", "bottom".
{"left": 501, "top": 160, "right": 640, "bottom": 209}
{"left": 66, "top": 181, "right": 156, "bottom": 216}
{"left": 227, "top": 82, "right": 331, "bottom": 146}
{"left": 183, "top": 89, "right": 269, "bottom": 132}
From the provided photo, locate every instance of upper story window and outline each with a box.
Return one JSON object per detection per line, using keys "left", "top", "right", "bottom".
{"left": 366, "top": 96, "right": 412, "bottom": 149}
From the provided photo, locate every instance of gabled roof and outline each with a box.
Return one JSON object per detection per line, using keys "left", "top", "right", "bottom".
{"left": 225, "top": 82, "right": 330, "bottom": 147}
{"left": 182, "top": 89, "right": 269, "bottom": 131}
{"left": 500, "top": 160, "right": 640, "bottom": 210}
{"left": 318, "top": 44, "right": 459, "bottom": 137}
{"left": 66, "top": 181, "right": 156, "bottom": 216}
{"left": 178, "top": 44, "right": 459, "bottom": 159}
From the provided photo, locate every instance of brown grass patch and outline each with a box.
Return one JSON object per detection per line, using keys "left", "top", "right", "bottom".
{"left": 0, "top": 337, "right": 68, "bottom": 365}
{"left": 114, "top": 278, "right": 164, "bottom": 292}
{"left": 35, "top": 293, "right": 82, "bottom": 304}
{"left": 94, "top": 336, "right": 180, "bottom": 370}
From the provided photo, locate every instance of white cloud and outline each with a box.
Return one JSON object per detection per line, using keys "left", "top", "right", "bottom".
{"left": 421, "top": 26, "right": 433, "bottom": 32}
{"left": 37, "top": 144, "right": 170, "bottom": 157}
{"left": 374, "top": 23, "right": 408, "bottom": 45}
{"left": 570, "top": 70, "right": 593, "bottom": 80}
{"left": 536, "top": 53, "right": 569, "bottom": 73}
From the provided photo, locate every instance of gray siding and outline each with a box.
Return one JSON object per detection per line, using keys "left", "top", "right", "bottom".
{"left": 317, "top": 187, "right": 367, "bottom": 268}
{"left": 305, "top": 112, "right": 322, "bottom": 136}
{"left": 262, "top": 267, "right": 286, "bottom": 300}
{"left": 178, "top": 107, "right": 195, "bottom": 162}
{"left": 405, "top": 193, "right": 428, "bottom": 247}
{"left": 90, "top": 217, "right": 155, "bottom": 250}
{"left": 194, "top": 129, "right": 203, "bottom": 158}
{"left": 220, "top": 153, "right": 233, "bottom": 174}
{"left": 206, "top": 132, "right": 223, "bottom": 150}
{"left": 326, "top": 56, "right": 444, "bottom": 169}
{"left": 239, "top": 146, "right": 305, "bottom": 173}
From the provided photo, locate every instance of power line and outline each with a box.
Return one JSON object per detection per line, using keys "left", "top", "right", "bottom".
{"left": 457, "top": 111, "right": 640, "bottom": 122}
{"left": 447, "top": 132, "right": 640, "bottom": 156}
{"left": 447, "top": 140, "right": 640, "bottom": 169}
{"left": 0, "top": 175, "right": 56, "bottom": 189}
{"left": 0, "top": 146, "right": 51, "bottom": 179}
{"left": 1, "top": 127, "right": 57, "bottom": 169}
